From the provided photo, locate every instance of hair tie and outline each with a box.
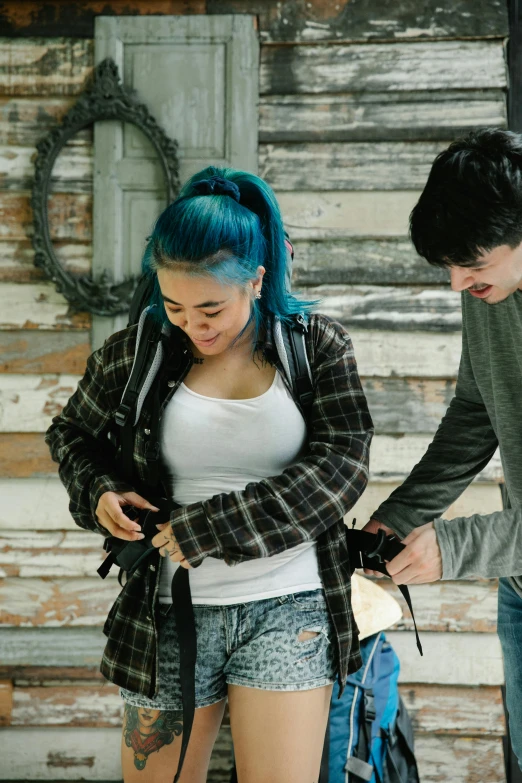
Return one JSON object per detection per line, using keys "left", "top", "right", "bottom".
{"left": 192, "top": 175, "right": 241, "bottom": 203}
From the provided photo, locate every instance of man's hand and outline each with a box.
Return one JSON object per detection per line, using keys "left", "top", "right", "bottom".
{"left": 361, "top": 518, "right": 395, "bottom": 577}
{"left": 152, "top": 523, "right": 191, "bottom": 570}
{"left": 386, "top": 521, "right": 442, "bottom": 585}
{"left": 95, "top": 491, "right": 159, "bottom": 541}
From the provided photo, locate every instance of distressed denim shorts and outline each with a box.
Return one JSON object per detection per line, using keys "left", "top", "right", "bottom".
{"left": 120, "top": 589, "right": 336, "bottom": 710}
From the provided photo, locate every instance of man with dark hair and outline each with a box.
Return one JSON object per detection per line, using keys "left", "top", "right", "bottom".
{"left": 364, "top": 128, "right": 522, "bottom": 767}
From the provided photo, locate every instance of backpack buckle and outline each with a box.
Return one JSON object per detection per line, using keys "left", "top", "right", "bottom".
{"left": 295, "top": 314, "right": 308, "bottom": 332}
{"left": 364, "top": 691, "right": 376, "bottom": 723}
{"left": 114, "top": 402, "right": 133, "bottom": 427}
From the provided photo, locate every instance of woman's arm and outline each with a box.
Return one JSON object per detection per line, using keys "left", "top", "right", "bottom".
{"left": 168, "top": 319, "right": 374, "bottom": 567}
{"left": 45, "top": 345, "right": 135, "bottom": 534}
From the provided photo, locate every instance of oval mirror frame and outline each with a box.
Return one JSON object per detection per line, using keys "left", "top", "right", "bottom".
{"left": 32, "top": 58, "right": 180, "bottom": 317}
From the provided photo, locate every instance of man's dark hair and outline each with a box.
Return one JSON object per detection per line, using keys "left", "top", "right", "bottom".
{"left": 410, "top": 128, "right": 522, "bottom": 268}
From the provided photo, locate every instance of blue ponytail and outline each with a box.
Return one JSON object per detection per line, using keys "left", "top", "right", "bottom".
{"left": 141, "top": 166, "right": 317, "bottom": 337}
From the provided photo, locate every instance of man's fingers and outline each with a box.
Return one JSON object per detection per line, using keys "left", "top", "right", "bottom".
{"left": 385, "top": 548, "right": 412, "bottom": 577}
{"left": 362, "top": 568, "right": 385, "bottom": 578}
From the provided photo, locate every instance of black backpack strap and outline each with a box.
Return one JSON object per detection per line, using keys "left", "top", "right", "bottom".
{"left": 114, "top": 309, "right": 162, "bottom": 484}
{"left": 345, "top": 529, "right": 423, "bottom": 657}
{"left": 171, "top": 566, "right": 197, "bottom": 783}
{"left": 279, "top": 315, "right": 314, "bottom": 419}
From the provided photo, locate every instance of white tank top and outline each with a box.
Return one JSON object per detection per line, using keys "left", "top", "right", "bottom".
{"left": 158, "top": 370, "right": 322, "bottom": 604}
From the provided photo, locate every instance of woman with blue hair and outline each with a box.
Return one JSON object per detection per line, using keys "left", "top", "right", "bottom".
{"left": 46, "top": 166, "right": 373, "bottom": 783}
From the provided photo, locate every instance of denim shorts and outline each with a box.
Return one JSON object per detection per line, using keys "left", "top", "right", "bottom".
{"left": 120, "top": 589, "right": 336, "bottom": 710}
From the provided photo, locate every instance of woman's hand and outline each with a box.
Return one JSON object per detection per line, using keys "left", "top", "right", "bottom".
{"left": 95, "top": 491, "right": 159, "bottom": 541}
{"left": 152, "top": 523, "right": 192, "bottom": 569}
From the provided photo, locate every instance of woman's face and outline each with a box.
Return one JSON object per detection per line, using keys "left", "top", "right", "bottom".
{"left": 157, "top": 267, "right": 263, "bottom": 357}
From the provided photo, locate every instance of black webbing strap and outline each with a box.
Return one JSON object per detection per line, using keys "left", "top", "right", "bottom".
{"left": 171, "top": 566, "right": 197, "bottom": 783}
{"left": 282, "top": 316, "right": 314, "bottom": 419}
{"left": 345, "top": 529, "right": 423, "bottom": 657}
{"left": 115, "top": 312, "right": 162, "bottom": 484}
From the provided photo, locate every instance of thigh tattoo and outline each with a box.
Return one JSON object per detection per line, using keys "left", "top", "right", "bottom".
{"left": 123, "top": 704, "right": 183, "bottom": 770}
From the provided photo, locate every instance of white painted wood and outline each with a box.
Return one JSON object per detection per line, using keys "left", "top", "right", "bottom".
{"left": 0, "top": 728, "right": 506, "bottom": 782}
{"left": 0, "top": 478, "right": 502, "bottom": 531}
{"left": 388, "top": 631, "right": 504, "bottom": 685}
{"left": 0, "top": 144, "right": 92, "bottom": 191}
{"left": 279, "top": 191, "right": 421, "bottom": 237}
{"left": 1, "top": 577, "right": 119, "bottom": 627}
{"left": 259, "top": 92, "right": 508, "bottom": 142}
{"left": 415, "top": 735, "right": 505, "bottom": 783}
{"left": 0, "top": 627, "right": 503, "bottom": 685}
{"left": 0, "top": 727, "right": 122, "bottom": 780}
{"left": 261, "top": 141, "right": 448, "bottom": 191}
{"left": 351, "top": 329, "right": 462, "bottom": 378}
{"left": 0, "top": 529, "right": 109, "bottom": 578}
{"left": 348, "top": 481, "right": 502, "bottom": 528}
{"left": 92, "top": 15, "right": 259, "bottom": 348}
{"left": 11, "top": 685, "right": 123, "bottom": 727}
{"left": 0, "top": 373, "right": 78, "bottom": 431}
{"left": 260, "top": 40, "right": 508, "bottom": 94}
{"left": 370, "top": 435, "right": 503, "bottom": 482}
{"left": 300, "top": 284, "right": 462, "bottom": 331}
{"left": 0, "top": 39, "right": 93, "bottom": 97}
{"left": 0, "top": 282, "right": 85, "bottom": 330}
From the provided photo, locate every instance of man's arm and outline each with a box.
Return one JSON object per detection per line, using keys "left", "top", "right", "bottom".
{"left": 371, "top": 321, "right": 498, "bottom": 540}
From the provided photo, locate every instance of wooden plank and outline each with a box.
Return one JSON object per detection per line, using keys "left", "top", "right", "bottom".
{"left": 0, "top": 628, "right": 504, "bottom": 684}
{"left": 0, "top": 578, "right": 118, "bottom": 627}
{"left": 0, "top": 478, "right": 503, "bottom": 533}
{"left": 349, "top": 482, "right": 502, "bottom": 531}
{"left": 279, "top": 191, "right": 421, "bottom": 238}
{"left": 0, "top": 374, "right": 460, "bottom": 434}
{"left": 0, "top": 666, "right": 103, "bottom": 683}
{"left": 3, "top": 432, "right": 496, "bottom": 481}
{"left": 0, "top": 144, "right": 92, "bottom": 192}
{"left": 370, "top": 435, "right": 503, "bottom": 483}
{"left": 351, "top": 330, "right": 462, "bottom": 378}
{"left": 0, "top": 433, "right": 57, "bottom": 478}
{"left": 0, "top": 530, "right": 107, "bottom": 578}
{"left": 0, "top": 575, "right": 499, "bottom": 633}
{"left": 0, "top": 373, "right": 80, "bottom": 431}
{"left": 0, "top": 283, "right": 90, "bottom": 330}
{"left": 7, "top": 681, "right": 504, "bottom": 735}
{"left": 0, "top": 725, "right": 232, "bottom": 781}
{"left": 387, "top": 631, "right": 504, "bottom": 686}
{"left": 300, "top": 285, "right": 461, "bottom": 332}
{"left": 0, "top": 96, "right": 90, "bottom": 146}
{"left": 414, "top": 735, "right": 505, "bottom": 783}
{"left": 292, "top": 238, "right": 448, "bottom": 286}
{"left": 0, "top": 2, "right": 206, "bottom": 38}
{"left": 260, "top": 41, "right": 508, "bottom": 95}
{"left": 11, "top": 683, "right": 122, "bottom": 728}
{"left": 363, "top": 377, "right": 456, "bottom": 433}
{"left": 0, "top": 241, "right": 91, "bottom": 283}
{"left": 0, "top": 38, "right": 94, "bottom": 97}
{"left": 208, "top": 0, "right": 509, "bottom": 43}
{"left": 401, "top": 684, "right": 505, "bottom": 737}
{"left": 0, "top": 680, "right": 13, "bottom": 727}
{"left": 0, "top": 331, "right": 90, "bottom": 373}
{"left": 0, "top": 192, "right": 92, "bottom": 241}
{"left": 260, "top": 91, "right": 508, "bottom": 143}
{"left": 261, "top": 141, "right": 448, "bottom": 191}
{"left": 376, "top": 580, "right": 499, "bottom": 634}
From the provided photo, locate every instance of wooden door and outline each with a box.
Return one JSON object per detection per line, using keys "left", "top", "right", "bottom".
{"left": 92, "top": 15, "right": 259, "bottom": 347}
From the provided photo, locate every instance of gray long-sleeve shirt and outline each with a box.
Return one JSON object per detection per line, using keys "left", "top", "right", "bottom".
{"left": 373, "top": 288, "right": 522, "bottom": 596}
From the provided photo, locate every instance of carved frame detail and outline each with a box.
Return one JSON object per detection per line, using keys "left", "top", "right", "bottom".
{"left": 32, "top": 58, "right": 180, "bottom": 316}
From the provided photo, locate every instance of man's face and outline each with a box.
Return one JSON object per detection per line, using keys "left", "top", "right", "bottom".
{"left": 449, "top": 241, "right": 522, "bottom": 304}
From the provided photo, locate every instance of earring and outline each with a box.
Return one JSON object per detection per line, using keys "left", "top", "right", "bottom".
{"left": 255, "top": 291, "right": 262, "bottom": 300}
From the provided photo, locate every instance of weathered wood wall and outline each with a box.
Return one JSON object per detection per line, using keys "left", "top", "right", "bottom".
{"left": 0, "top": 1, "right": 510, "bottom": 780}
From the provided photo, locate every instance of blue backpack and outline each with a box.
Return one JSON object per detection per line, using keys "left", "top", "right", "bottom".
{"left": 322, "top": 632, "right": 420, "bottom": 783}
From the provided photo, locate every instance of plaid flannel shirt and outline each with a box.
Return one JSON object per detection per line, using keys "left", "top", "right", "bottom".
{"left": 45, "top": 313, "right": 373, "bottom": 697}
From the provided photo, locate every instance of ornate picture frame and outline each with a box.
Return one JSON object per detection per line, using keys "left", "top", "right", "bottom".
{"left": 32, "top": 58, "right": 180, "bottom": 316}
